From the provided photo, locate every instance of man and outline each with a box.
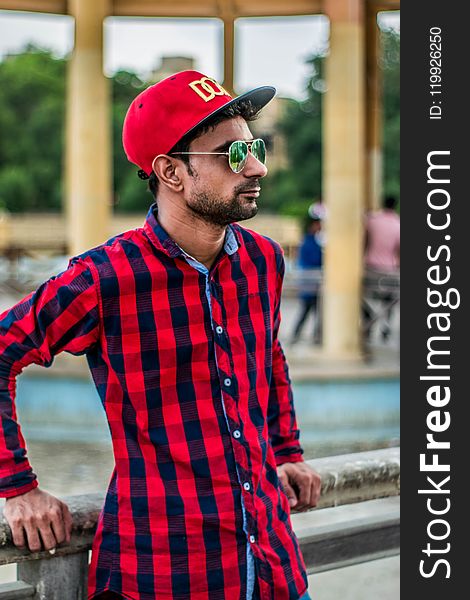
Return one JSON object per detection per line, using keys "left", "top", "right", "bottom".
{"left": 0, "top": 71, "right": 320, "bottom": 599}
{"left": 290, "top": 213, "right": 323, "bottom": 345}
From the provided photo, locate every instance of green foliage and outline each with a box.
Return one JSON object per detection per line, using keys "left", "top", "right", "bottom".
{"left": 261, "top": 55, "right": 324, "bottom": 215}
{"left": 0, "top": 46, "right": 65, "bottom": 211}
{"left": 111, "top": 70, "right": 149, "bottom": 212}
{"left": 381, "top": 28, "right": 400, "bottom": 202}
{"left": 0, "top": 48, "right": 151, "bottom": 213}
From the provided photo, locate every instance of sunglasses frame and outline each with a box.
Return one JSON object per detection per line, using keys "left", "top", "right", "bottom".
{"left": 170, "top": 138, "right": 266, "bottom": 173}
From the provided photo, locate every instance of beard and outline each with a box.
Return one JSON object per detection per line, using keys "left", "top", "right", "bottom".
{"left": 186, "top": 181, "right": 260, "bottom": 226}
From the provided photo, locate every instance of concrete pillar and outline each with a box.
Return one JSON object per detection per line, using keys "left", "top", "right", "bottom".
{"left": 322, "top": 0, "right": 366, "bottom": 360}
{"left": 0, "top": 210, "right": 11, "bottom": 253}
{"left": 66, "top": 0, "right": 111, "bottom": 256}
{"left": 366, "top": 9, "right": 382, "bottom": 212}
{"left": 222, "top": 17, "right": 235, "bottom": 95}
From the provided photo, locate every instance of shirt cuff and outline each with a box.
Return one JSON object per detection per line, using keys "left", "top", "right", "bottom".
{"left": 0, "top": 466, "right": 38, "bottom": 498}
{"left": 273, "top": 442, "right": 305, "bottom": 466}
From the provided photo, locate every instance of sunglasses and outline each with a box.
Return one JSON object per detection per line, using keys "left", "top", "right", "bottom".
{"left": 171, "top": 138, "right": 266, "bottom": 174}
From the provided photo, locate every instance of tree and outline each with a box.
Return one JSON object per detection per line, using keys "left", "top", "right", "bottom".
{"left": 111, "top": 70, "right": 148, "bottom": 212}
{"left": 381, "top": 28, "right": 400, "bottom": 203}
{"left": 0, "top": 46, "right": 65, "bottom": 212}
{"left": 260, "top": 54, "right": 324, "bottom": 217}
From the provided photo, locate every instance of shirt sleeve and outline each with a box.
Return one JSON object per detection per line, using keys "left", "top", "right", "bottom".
{"left": 267, "top": 248, "right": 304, "bottom": 466}
{"left": 0, "top": 258, "right": 100, "bottom": 497}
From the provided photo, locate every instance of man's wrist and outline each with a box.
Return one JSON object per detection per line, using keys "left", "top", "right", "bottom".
{"left": 1, "top": 478, "right": 38, "bottom": 500}
{"left": 275, "top": 453, "right": 304, "bottom": 467}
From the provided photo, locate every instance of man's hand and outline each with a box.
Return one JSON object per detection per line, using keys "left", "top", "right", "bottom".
{"left": 277, "top": 462, "right": 321, "bottom": 511}
{"left": 3, "top": 488, "right": 73, "bottom": 552}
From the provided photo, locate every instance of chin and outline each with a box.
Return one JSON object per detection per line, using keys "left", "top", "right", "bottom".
{"left": 238, "top": 207, "right": 259, "bottom": 222}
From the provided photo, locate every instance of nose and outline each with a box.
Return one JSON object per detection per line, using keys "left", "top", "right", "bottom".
{"left": 243, "top": 151, "right": 268, "bottom": 179}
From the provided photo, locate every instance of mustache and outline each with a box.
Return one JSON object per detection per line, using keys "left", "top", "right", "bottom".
{"left": 234, "top": 181, "right": 261, "bottom": 194}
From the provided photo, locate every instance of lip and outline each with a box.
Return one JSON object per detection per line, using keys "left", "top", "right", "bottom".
{"left": 240, "top": 188, "right": 261, "bottom": 197}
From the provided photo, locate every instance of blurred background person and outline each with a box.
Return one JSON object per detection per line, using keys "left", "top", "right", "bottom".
{"left": 290, "top": 212, "right": 323, "bottom": 345}
{"left": 364, "top": 195, "right": 400, "bottom": 272}
{"left": 308, "top": 198, "right": 327, "bottom": 246}
{"left": 363, "top": 195, "right": 400, "bottom": 342}
{"left": 308, "top": 198, "right": 327, "bottom": 221}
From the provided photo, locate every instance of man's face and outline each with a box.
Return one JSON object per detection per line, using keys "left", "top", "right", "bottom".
{"left": 181, "top": 116, "right": 268, "bottom": 226}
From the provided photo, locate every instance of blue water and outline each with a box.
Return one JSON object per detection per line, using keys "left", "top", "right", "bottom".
{"left": 293, "top": 380, "right": 399, "bottom": 444}
{"left": 15, "top": 376, "right": 399, "bottom": 447}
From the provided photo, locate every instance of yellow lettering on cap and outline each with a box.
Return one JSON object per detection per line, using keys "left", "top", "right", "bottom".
{"left": 189, "top": 77, "right": 230, "bottom": 102}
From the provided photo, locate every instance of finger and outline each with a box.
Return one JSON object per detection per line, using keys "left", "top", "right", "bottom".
{"left": 295, "top": 484, "right": 310, "bottom": 511}
{"left": 23, "top": 522, "right": 42, "bottom": 553}
{"left": 50, "top": 506, "right": 66, "bottom": 545}
{"left": 38, "top": 522, "right": 57, "bottom": 551}
{"left": 279, "top": 476, "right": 299, "bottom": 508}
{"left": 9, "top": 520, "right": 26, "bottom": 549}
{"left": 61, "top": 503, "right": 73, "bottom": 543}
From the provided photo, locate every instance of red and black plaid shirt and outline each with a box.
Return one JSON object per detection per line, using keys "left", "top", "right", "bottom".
{"left": 0, "top": 205, "right": 308, "bottom": 600}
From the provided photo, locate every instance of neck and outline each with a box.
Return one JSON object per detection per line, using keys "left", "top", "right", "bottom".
{"left": 154, "top": 201, "right": 227, "bottom": 269}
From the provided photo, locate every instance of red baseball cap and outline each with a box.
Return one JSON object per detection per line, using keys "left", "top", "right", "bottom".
{"left": 122, "top": 70, "right": 276, "bottom": 177}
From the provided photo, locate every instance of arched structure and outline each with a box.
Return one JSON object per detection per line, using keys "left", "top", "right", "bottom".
{"left": 0, "top": 0, "right": 400, "bottom": 360}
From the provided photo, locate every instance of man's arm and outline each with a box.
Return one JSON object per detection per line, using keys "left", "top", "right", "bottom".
{"left": 268, "top": 248, "right": 321, "bottom": 510}
{"left": 0, "top": 258, "right": 100, "bottom": 549}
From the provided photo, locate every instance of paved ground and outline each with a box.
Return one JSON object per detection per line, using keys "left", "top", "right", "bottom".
{"left": 308, "top": 555, "right": 400, "bottom": 599}
{"left": 279, "top": 294, "right": 399, "bottom": 380}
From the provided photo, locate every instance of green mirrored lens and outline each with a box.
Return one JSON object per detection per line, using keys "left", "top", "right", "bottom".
{"left": 229, "top": 141, "right": 248, "bottom": 173}
{"left": 251, "top": 139, "right": 266, "bottom": 165}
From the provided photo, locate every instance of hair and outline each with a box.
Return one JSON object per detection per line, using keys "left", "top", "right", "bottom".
{"left": 384, "top": 195, "right": 398, "bottom": 210}
{"left": 148, "top": 100, "right": 260, "bottom": 199}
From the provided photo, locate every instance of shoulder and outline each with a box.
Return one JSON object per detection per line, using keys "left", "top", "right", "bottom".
{"left": 69, "top": 227, "right": 147, "bottom": 270}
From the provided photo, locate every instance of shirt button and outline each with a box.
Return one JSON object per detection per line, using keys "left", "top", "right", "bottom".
{"left": 216, "top": 326, "right": 223, "bottom": 334}
{"left": 224, "top": 378, "right": 231, "bottom": 387}
{"left": 249, "top": 535, "right": 256, "bottom": 544}
{"left": 233, "top": 430, "right": 241, "bottom": 439}
{"left": 243, "top": 482, "right": 251, "bottom": 491}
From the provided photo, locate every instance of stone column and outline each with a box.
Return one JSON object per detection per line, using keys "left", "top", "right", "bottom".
{"left": 322, "top": 0, "right": 366, "bottom": 360}
{"left": 222, "top": 16, "right": 235, "bottom": 95}
{"left": 66, "top": 0, "right": 111, "bottom": 256}
{"left": 366, "top": 8, "right": 382, "bottom": 212}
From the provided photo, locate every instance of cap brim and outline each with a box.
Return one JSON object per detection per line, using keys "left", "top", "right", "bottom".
{"left": 182, "top": 86, "right": 276, "bottom": 142}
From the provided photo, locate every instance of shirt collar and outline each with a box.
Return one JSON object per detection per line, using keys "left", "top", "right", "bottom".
{"left": 144, "top": 202, "right": 240, "bottom": 259}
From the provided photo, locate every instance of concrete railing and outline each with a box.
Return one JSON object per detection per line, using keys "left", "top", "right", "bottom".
{"left": 0, "top": 448, "right": 400, "bottom": 599}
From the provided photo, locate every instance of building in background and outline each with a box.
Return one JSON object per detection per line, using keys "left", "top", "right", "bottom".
{"left": 150, "top": 55, "right": 194, "bottom": 82}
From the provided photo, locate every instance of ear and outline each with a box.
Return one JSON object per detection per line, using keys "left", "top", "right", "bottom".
{"left": 152, "top": 155, "right": 184, "bottom": 192}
